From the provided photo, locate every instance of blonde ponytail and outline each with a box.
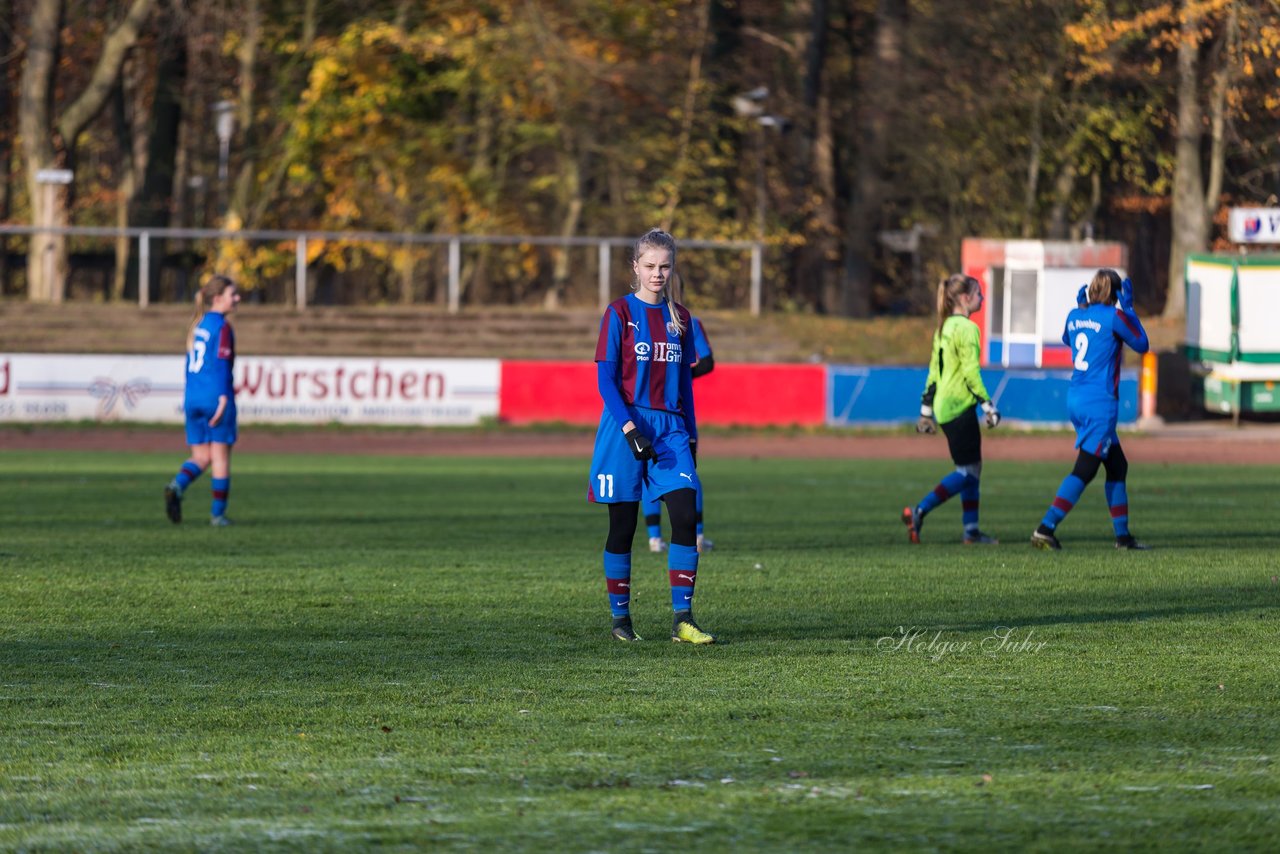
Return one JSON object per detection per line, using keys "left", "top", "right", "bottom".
{"left": 937, "top": 273, "right": 978, "bottom": 334}
{"left": 187, "top": 275, "right": 235, "bottom": 351}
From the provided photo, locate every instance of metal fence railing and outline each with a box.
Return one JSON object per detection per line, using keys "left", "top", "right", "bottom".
{"left": 0, "top": 225, "right": 765, "bottom": 315}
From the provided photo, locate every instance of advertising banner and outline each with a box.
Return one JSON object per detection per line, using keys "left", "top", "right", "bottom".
{"left": 0, "top": 354, "right": 499, "bottom": 426}
{"left": 499, "top": 361, "right": 826, "bottom": 426}
{"left": 827, "top": 365, "right": 1139, "bottom": 427}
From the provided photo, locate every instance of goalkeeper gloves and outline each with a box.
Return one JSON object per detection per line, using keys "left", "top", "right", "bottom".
{"left": 981, "top": 400, "right": 1001, "bottom": 428}
{"left": 1119, "top": 277, "right": 1134, "bottom": 312}
{"left": 624, "top": 427, "right": 655, "bottom": 461}
{"left": 916, "top": 405, "right": 937, "bottom": 434}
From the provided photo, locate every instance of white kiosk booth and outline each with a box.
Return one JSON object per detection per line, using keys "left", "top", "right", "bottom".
{"left": 961, "top": 238, "right": 1128, "bottom": 368}
{"left": 1186, "top": 250, "right": 1280, "bottom": 416}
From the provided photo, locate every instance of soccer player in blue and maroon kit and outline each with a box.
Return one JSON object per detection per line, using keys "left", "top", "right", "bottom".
{"left": 1032, "top": 269, "right": 1150, "bottom": 550}
{"left": 588, "top": 229, "right": 715, "bottom": 644}
{"left": 644, "top": 291, "right": 715, "bottom": 554}
{"left": 164, "top": 275, "right": 240, "bottom": 526}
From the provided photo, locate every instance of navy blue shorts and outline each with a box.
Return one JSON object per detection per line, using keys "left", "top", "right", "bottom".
{"left": 184, "top": 400, "right": 238, "bottom": 446}
{"left": 588, "top": 407, "right": 699, "bottom": 503}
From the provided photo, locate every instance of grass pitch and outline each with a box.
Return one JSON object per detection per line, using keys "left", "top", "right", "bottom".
{"left": 1, "top": 447, "right": 1278, "bottom": 851}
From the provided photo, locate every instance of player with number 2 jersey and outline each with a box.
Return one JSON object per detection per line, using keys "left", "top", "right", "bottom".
{"left": 1032, "top": 268, "right": 1150, "bottom": 551}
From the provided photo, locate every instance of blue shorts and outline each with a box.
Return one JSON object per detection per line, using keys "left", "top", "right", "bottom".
{"left": 185, "top": 399, "right": 238, "bottom": 446}
{"left": 588, "top": 407, "right": 700, "bottom": 503}
{"left": 1070, "top": 403, "right": 1117, "bottom": 459}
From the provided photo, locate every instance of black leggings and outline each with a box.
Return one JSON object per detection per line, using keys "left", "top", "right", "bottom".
{"left": 607, "top": 488, "right": 698, "bottom": 551}
{"left": 1071, "top": 443, "right": 1129, "bottom": 485}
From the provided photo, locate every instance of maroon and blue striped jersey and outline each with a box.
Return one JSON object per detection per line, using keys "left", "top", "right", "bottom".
{"left": 595, "top": 294, "right": 695, "bottom": 417}
{"left": 185, "top": 312, "right": 236, "bottom": 406}
{"left": 1062, "top": 304, "right": 1148, "bottom": 403}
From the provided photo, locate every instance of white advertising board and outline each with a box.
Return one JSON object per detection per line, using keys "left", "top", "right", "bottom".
{"left": 1228, "top": 208, "right": 1280, "bottom": 244}
{"left": 0, "top": 354, "right": 500, "bottom": 426}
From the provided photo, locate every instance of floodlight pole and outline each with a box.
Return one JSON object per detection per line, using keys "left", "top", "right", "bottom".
{"left": 212, "top": 100, "right": 236, "bottom": 217}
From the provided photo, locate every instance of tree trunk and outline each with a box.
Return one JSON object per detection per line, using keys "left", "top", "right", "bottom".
{"left": 841, "top": 0, "right": 903, "bottom": 317}
{"left": 1047, "top": 161, "right": 1077, "bottom": 240}
{"left": 225, "top": 0, "right": 260, "bottom": 231}
{"left": 19, "top": 0, "right": 157, "bottom": 302}
{"left": 659, "top": 0, "right": 712, "bottom": 229}
{"left": 111, "top": 75, "right": 142, "bottom": 301}
{"left": 544, "top": 149, "right": 583, "bottom": 310}
{"left": 0, "top": 0, "right": 13, "bottom": 295}
{"left": 19, "top": 0, "right": 63, "bottom": 303}
{"left": 1164, "top": 1, "right": 1208, "bottom": 321}
{"left": 794, "top": 0, "right": 839, "bottom": 313}
{"left": 131, "top": 16, "right": 186, "bottom": 301}
{"left": 1203, "top": 2, "right": 1236, "bottom": 243}
{"left": 1022, "top": 87, "right": 1044, "bottom": 238}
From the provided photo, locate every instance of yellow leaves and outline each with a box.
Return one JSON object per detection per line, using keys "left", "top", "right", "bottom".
{"left": 329, "top": 198, "right": 361, "bottom": 221}
{"left": 1066, "top": 4, "right": 1176, "bottom": 54}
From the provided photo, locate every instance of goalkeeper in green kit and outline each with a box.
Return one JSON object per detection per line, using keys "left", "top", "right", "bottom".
{"left": 902, "top": 273, "right": 1001, "bottom": 545}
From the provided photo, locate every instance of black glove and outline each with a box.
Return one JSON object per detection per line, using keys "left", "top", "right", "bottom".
{"left": 625, "top": 427, "right": 655, "bottom": 461}
{"left": 689, "top": 438, "right": 698, "bottom": 467}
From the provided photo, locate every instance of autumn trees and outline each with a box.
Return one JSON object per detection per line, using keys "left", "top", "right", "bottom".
{"left": 3, "top": 1, "right": 1278, "bottom": 315}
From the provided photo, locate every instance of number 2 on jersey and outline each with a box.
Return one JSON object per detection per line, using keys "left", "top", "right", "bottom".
{"left": 1073, "top": 332, "right": 1090, "bottom": 371}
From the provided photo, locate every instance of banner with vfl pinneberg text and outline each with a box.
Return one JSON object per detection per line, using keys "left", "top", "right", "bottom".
{"left": 0, "top": 354, "right": 500, "bottom": 426}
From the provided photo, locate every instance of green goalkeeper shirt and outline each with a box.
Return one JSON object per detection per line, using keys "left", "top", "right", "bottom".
{"left": 923, "top": 315, "right": 991, "bottom": 425}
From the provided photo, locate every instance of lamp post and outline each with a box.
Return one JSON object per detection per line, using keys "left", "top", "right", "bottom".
{"left": 733, "top": 90, "right": 787, "bottom": 312}
{"left": 732, "top": 88, "right": 788, "bottom": 242}
{"left": 732, "top": 88, "right": 770, "bottom": 242}
{"left": 212, "top": 100, "right": 236, "bottom": 215}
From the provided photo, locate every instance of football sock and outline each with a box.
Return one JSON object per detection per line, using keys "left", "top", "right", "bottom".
{"left": 960, "top": 474, "right": 980, "bottom": 535}
{"left": 1041, "top": 474, "right": 1086, "bottom": 531}
{"left": 1104, "top": 480, "right": 1130, "bottom": 538}
{"left": 644, "top": 513, "right": 662, "bottom": 540}
{"left": 173, "top": 461, "right": 203, "bottom": 492}
{"left": 211, "top": 477, "right": 230, "bottom": 518}
{"left": 603, "top": 550, "right": 632, "bottom": 618}
{"left": 918, "top": 471, "right": 966, "bottom": 517}
{"left": 667, "top": 543, "right": 699, "bottom": 611}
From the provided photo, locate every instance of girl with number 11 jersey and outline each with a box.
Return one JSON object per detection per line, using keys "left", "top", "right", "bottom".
{"left": 587, "top": 228, "right": 714, "bottom": 645}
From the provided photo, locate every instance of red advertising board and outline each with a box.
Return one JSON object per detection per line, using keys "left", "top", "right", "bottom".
{"left": 499, "top": 361, "right": 826, "bottom": 426}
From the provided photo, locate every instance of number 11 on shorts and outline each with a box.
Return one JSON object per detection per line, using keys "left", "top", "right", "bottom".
{"left": 597, "top": 473, "right": 614, "bottom": 499}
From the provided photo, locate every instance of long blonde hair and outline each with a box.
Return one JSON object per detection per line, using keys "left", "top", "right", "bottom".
{"left": 1087, "top": 268, "right": 1121, "bottom": 306}
{"left": 936, "top": 273, "right": 979, "bottom": 334}
{"left": 632, "top": 227, "right": 685, "bottom": 336}
{"left": 187, "top": 275, "right": 235, "bottom": 351}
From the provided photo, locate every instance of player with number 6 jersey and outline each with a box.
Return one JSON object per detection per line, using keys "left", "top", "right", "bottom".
{"left": 163, "top": 275, "right": 241, "bottom": 527}
{"left": 1032, "top": 268, "right": 1150, "bottom": 551}
{"left": 588, "top": 228, "right": 714, "bottom": 645}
